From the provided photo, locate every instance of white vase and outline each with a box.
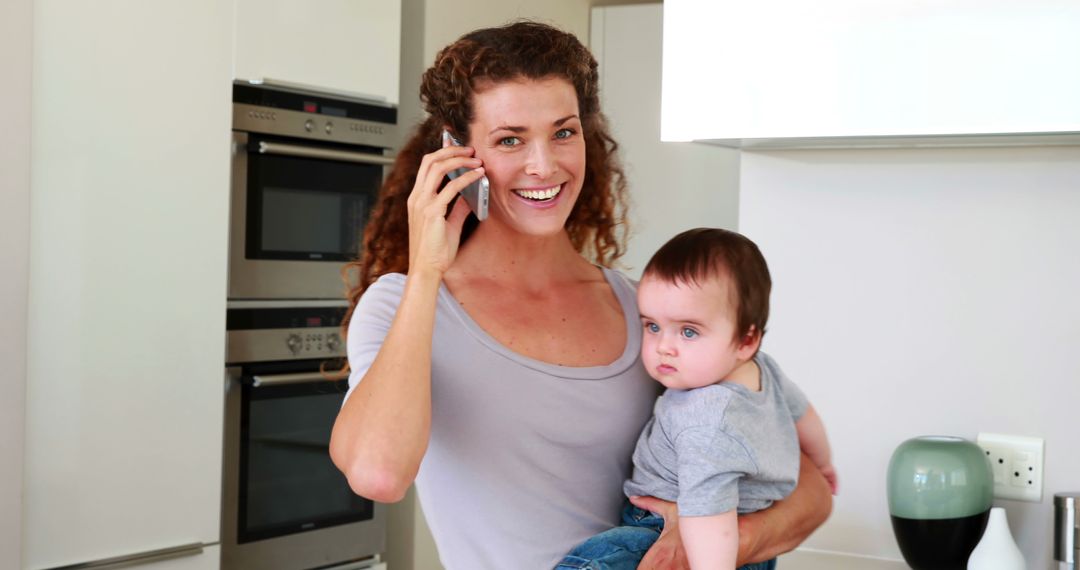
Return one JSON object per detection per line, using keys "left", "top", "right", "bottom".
{"left": 967, "top": 507, "right": 1026, "bottom": 570}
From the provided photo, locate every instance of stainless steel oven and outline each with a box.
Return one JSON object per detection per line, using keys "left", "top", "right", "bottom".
{"left": 222, "top": 301, "right": 385, "bottom": 570}
{"left": 230, "top": 80, "right": 397, "bottom": 300}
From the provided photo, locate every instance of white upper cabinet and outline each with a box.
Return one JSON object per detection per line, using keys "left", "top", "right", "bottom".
{"left": 235, "top": 0, "right": 402, "bottom": 104}
{"left": 662, "top": 0, "right": 1080, "bottom": 147}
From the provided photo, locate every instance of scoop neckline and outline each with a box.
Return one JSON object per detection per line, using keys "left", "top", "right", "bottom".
{"left": 437, "top": 266, "right": 642, "bottom": 380}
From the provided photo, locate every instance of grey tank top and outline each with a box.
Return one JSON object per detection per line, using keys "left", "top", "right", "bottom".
{"left": 344, "top": 268, "right": 658, "bottom": 569}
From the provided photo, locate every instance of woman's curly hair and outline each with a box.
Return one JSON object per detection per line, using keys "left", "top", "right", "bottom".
{"left": 340, "top": 21, "right": 630, "bottom": 333}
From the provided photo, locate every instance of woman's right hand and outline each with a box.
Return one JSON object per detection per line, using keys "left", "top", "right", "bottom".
{"left": 406, "top": 144, "right": 484, "bottom": 276}
{"left": 630, "top": 496, "right": 690, "bottom": 570}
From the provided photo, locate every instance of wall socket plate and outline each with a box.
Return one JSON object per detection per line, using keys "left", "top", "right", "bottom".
{"left": 976, "top": 432, "right": 1045, "bottom": 502}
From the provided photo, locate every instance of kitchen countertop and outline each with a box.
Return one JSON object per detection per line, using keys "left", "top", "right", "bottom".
{"left": 779, "top": 548, "right": 908, "bottom": 569}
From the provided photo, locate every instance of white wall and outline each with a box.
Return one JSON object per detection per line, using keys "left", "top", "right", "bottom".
{"left": 0, "top": 0, "right": 32, "bottom": 567}
{"left": 740, "top": 146, "right": 1080, "bottom": 568}
{"left": 592, "top": 3, "right": 739, "bottom": 277}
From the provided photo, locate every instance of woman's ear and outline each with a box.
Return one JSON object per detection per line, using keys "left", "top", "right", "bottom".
{"left": 735, "top": 325, "right": 762, "bottom": 360}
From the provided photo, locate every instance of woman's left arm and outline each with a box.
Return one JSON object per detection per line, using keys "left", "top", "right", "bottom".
{"left": 735, "top": 452, "right": 832, "bottom": 563}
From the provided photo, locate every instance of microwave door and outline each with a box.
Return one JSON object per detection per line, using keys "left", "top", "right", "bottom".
{"left": 229, "top": 133, "right": 387, "bottom": 299}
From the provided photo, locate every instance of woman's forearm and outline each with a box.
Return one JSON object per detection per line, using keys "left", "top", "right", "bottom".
{"left": 329, "top": 268, "right": 442, "bottom": 503}
{"left": 735, "top": 452, "right": 832, "bottom": 565}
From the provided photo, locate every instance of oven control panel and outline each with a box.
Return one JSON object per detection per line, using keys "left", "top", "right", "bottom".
{"left": 225, "top": 304, "right": 347, "bottom": 364}
{"left": 227, "top": 327, "right": 344, "bottom": 363}
{"left": 285, "top": 331, "right": 342, "bottom": 355}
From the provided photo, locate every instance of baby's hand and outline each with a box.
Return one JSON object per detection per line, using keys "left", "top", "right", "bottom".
{"left": 820, "top": 464, "right": 838, "bottom": 495}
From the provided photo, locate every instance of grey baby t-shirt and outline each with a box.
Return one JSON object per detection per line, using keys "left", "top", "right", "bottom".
{"left": 623, "top": 352, "right": 808, "bottom": 517}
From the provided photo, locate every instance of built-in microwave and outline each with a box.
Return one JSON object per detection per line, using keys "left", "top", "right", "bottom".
{"left": 229, "top": 81, "right": 397, "bottom": 300}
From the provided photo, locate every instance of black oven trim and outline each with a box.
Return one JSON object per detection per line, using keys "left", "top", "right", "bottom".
{"left": 243, "top": 134, "right": 380, "bottom": 263}
{"left": 236, "top": 360, "right": 373, "bottom": 545}
{"left": 226, "top": 306, "right": 346, "bottom": 331}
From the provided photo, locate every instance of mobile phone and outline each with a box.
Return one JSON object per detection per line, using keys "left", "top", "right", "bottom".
{"left": 442, "top": 130, "right": 489, "bottom": 221}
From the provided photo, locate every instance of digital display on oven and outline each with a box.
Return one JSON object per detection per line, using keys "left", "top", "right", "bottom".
{"left": 321, "top": 105, "right": 347, "bottom": 117}
{"left": 302, "top": 101, "right": 346, "bottom": 117}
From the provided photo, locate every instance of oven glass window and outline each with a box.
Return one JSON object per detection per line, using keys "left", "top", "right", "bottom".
{"left": 246, "top": 137, "right": 381, "bottom": 262}
{"left": 261, "top": 187, "right": 368, "bottom": 255}
{"left": 239, "top": 379, "right": 373, "bottom": 543}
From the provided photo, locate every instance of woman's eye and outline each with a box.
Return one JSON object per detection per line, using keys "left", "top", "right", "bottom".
{"left": 498, "top": 136, "right": 521, "bottom": 147}
{"left": 645, "top": 322, "right": 660, "bottom": 334}
{"left": 554, "top": 128, "right": 576, "bottom": 140}
{"left": 681, "top": 327, "right": 698, "bottom": 339}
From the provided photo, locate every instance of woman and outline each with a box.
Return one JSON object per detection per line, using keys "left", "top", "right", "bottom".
{"left": 330, "top": 21, "right": 830, "bottom": 569}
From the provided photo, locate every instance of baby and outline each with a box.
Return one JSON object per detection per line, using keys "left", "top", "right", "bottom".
{"left": 557, "top": 228, "right": 836, "bottom": 570}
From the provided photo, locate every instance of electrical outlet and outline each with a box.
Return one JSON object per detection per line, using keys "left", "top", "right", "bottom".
{"left": 976, "top": 432, "right": 1044, "bottom": 502}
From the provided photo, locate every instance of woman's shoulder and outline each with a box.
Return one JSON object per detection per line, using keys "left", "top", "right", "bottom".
{"left": 350, "top": 273, "right": 408, "bottom": 325}
{"left": 600, "top": 266, "right": 640, "bottom": 294}
{"left": 361, "top": 272, "right": 408, "bottom": 298}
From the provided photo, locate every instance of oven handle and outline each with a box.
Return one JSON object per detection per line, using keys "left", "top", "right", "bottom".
{"left": 257, "top": 141, "right": 395, "bottom": 166}
{"left": 46, "top": 542, "right": 205, "bottom": 569}
{"left": 250, "top": 371, "right": 336, "bottom": 387}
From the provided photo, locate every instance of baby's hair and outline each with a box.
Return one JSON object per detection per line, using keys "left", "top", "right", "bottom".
{"left": 642, "top": 228, "right": 771, "bottom": 343}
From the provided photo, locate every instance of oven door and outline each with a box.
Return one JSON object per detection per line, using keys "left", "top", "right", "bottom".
{"left": 222, "top": 364, "right": 385, "bottom": 570}
{"left": 229, "top": 131, "right": 392, "bottom": 300}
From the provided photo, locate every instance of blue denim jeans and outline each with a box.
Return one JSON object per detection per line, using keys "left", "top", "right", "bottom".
{"left": 555, "top": 502, "right": 778, "bottom": 570}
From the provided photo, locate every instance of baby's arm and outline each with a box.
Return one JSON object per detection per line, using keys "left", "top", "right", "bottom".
{"left": 795, "top": 404, "right": 837, "bottom": 494}
{"left": 680, "top": 510, "right": 738, "bottom": 570}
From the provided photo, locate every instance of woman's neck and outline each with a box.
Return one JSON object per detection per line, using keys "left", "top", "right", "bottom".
{"left": 448, "top": 222, "right": 597, "bottom": 290}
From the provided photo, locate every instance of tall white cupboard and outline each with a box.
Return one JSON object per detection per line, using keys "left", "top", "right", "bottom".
{"left": 23, "top": 1, "right": 401, "bottom": 569}
{"left": 23, "top": 1, "right": 234, "bottom": 568}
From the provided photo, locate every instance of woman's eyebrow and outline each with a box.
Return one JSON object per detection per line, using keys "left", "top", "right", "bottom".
{"left": 487, "top": 115, "right": 580, "bottom": 135}
{"left": 553, "top": 114, "right": 579, "bottom": 126}
{"left": 489, "top": 125, "right": 526, "bottom": 135}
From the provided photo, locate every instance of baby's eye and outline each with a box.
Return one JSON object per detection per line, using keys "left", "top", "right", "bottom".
{"left": 681, "top": 327, "right": 699, "bottom": 339}
{"left": 644, "top": 322, "right": 660, "bottom": 334}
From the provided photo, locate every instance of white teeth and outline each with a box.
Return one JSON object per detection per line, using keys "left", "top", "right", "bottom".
{"left": 514, "top": 185, "right": 561, "bottom": 201}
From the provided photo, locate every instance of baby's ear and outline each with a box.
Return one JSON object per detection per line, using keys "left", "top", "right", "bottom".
{"left": 736, "top": 325, "right": 762, "bottom": 359}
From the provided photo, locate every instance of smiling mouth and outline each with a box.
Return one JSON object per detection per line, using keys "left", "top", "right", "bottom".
{"left": 513, "top": 184, "right": 562, "bottom": 202}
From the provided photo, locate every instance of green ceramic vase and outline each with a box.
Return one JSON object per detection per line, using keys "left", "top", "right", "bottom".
{"left": 887, "top": 436, "right": 994, "bottom": 570}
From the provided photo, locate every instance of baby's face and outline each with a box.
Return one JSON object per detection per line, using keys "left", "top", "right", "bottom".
{"left": 637, "top": 274, "right": 749, "bottom": 390}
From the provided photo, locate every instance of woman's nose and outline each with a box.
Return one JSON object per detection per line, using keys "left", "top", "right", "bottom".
{"left": 524, "top": 142, "right": 558, "bottom": 179}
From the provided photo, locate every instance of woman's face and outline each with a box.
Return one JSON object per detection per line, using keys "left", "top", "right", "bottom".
{"left": 466, "top": 77, "right": 586, "bottom": 238}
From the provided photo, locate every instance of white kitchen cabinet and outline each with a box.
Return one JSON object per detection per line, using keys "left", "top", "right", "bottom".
{"left": 23, "top": 1, "right": 231, "bottom": 568}
{"left": 234, "top": 0, "right": 402, "bottom": 104}
{"left": 662, "top": 0, "right": 1080, "bottom": 147}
